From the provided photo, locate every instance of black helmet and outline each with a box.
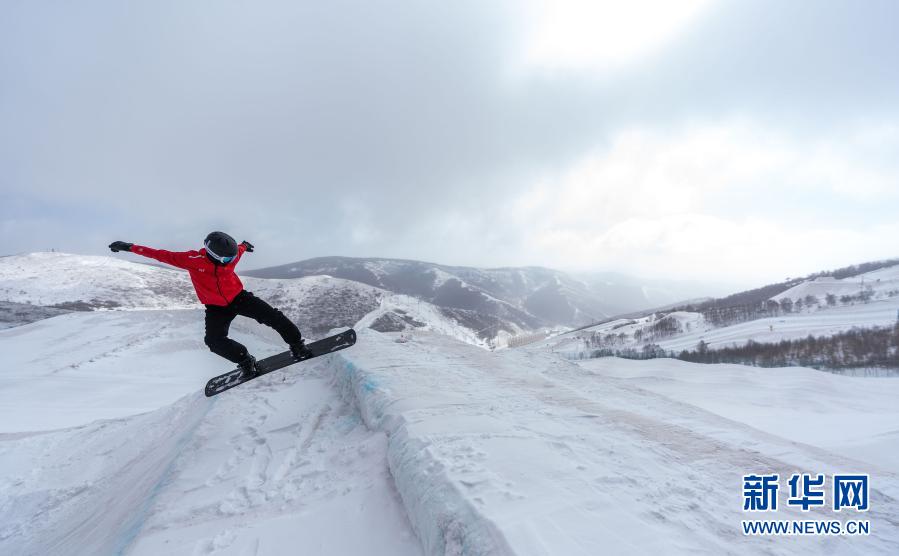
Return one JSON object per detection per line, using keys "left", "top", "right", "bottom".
{"left": 204, "top": 231, "right": 238, "bottom": 264}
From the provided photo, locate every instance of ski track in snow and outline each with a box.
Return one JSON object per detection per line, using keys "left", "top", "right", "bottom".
{"left": 125, "top": 371, "right": 420, "bottom": 556}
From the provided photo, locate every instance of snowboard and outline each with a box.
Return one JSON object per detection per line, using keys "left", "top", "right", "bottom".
{"left": 204, "top": 328, "right": 357, "bottom": 397}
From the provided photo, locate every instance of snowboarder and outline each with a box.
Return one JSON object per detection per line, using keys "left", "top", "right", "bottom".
{"left": 108, "top": 231, "right": 311, "bottom": 376}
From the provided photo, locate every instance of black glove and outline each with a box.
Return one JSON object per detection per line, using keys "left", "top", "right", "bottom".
{"left": 240, "top": 241, "right": 254, "bottom": 252}
{"left": 109, "top": 241, "right": 134, "bottom": 253}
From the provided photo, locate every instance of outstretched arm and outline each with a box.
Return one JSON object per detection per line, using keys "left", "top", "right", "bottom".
{"left": 232, "top": 241, "right": 252, "bottom": 266}
{"left": 109, "top": 241, "right": 196, "bottom": 271}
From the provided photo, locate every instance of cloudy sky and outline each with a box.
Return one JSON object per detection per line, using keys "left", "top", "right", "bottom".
{"left": 2, "top": 0, "right": 898, "bottom": 285}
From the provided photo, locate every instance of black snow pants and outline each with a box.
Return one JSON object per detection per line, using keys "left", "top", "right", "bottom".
{"left": 204, "top": 290, "right": 302, "bottom": 363}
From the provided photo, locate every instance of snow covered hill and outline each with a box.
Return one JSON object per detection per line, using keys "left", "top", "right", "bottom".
{"left": 0, "top": 252, "right": 197, "bottom": 309}
{"left": 355, "top": 293, "right": 508, "bottom": 349}
{"left": 243, "top": 256, "right": 719, "bottom": 328}
{"left": 543, "top": 263, "right": 899, "bottom": 357}
{"left": 771, "top": 263, "right": 899, "bottom": 303}
{"left": 244, "top": 256, "right": 568, "bottom": 328}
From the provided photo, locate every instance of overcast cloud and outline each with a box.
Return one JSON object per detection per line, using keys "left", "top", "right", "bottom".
{"left": 2, "top": 0, "right": 898, "bottom": 285}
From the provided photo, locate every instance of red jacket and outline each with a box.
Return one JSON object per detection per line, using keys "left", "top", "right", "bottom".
{"left": 131, "top": 244, "right": 248, "bottom": 306}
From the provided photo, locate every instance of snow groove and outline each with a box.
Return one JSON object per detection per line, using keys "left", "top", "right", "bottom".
{"left": 328, "top": 351, "right": 515, "bottom": 556}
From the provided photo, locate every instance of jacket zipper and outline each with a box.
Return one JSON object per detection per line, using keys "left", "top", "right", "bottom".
{"left": 213, "top": 265, "right": 228, "bottom": 305}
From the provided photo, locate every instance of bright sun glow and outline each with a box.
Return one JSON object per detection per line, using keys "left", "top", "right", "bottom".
{"left": 523, "top": 0, "right": 712, "bottom": 72}
{"left": 508, "top": 121, "right": 899, "bottom": 282}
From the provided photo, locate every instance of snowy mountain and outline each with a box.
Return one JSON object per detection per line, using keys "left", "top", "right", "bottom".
{"left": 244, "top": 257, "right": 572, "bottom": 327}
{"left": 244, "top": 256, "right": 718, "bottom": 328}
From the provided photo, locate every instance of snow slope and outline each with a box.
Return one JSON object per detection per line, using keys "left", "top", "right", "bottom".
{"left": 541, "top": 263, "right": 899, "bottom": 358}
{"left": 0, "top": 310, "right": 422, "bottom": 555}
{"left": 577, "top": 357, "right": 899, "bottom": 470}
{"left": 0, "top": 310, "right": 216, "bottom": 431}
{"left": 654, "top": 297, "right": 899, "bottom": 352}
{"left": 0, "top": 252, "right": 196, "bottom": 309}
{"left": 331, "top": 329, "right": 899, "bottom": 555}
{"left": 355, "top": 293, "right": 509, "bottom": 348}
{"left": 772, "top": 264, "right": 899, "bottom": 302}
{"left": 544, "top": 294, "right": 899, "bottom": 356}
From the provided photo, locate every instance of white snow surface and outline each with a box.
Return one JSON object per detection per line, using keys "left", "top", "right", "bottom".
{"left": 0, "top": 311, "right": 421, "bottom": 556}
{"left": 655, "top": 298, "right": 899, "bottom": 352}
{"left": 545, "top": 296, "right": 899, "bottom": 356}
{"left": 772, "top": 265, "right": 899, "bottom": 302}
{"left": 356, "top": 294, "right": 507, "bottom": 348}
{"left": 577, "top": 357, "right": 899, "bottom": 470}
{"left": 333, "top": 329, "right": 899, "bottom": 555}
{"left": 542, "top": 263, "right": 899, "bottom": 357}
{"left": 3, "top": 257, "right": 899, "bottom": 554}
{"left": 0, "top": 252, "right": 196, "bottom": 309}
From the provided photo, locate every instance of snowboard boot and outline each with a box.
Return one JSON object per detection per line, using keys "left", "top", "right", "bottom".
{"left": 238, "top": 354, "right": 258, "bottom": 377}
{"left": 290, "top": 339, "right": 313, "bottom": 360}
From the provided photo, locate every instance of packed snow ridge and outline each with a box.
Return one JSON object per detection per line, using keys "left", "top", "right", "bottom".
{"left": 328, "top": 330, "right": 899, "bottom": 555}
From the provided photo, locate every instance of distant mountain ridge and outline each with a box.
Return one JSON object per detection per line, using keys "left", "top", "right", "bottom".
{"left": 243, "top": 256, "right": 722, "bottom": 328}
{"left": 244, "top": 256, "right": 595, "bottom": 328}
